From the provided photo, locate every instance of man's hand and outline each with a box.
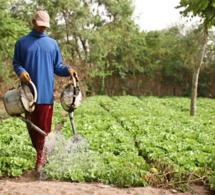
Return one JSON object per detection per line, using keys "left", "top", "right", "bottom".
{"left": 68, "top": 68, "right": 79, "bottom": 81}
{"left": 19, "top": 71, "right": 31, "bottom": 83}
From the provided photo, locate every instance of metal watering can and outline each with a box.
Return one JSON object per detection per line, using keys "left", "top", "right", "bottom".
{"left": 60, "top": 77, "right": 83, "bottom": 144}
{"left": 3, "top": 81, "right": 48, "bottom": 137}
{"left": 4, "top": 80, "right": 37, "bottom": 116}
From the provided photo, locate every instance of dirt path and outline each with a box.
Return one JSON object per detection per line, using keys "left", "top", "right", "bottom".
{"left": 0, "top": 170, "right": 214, "bottom": 195}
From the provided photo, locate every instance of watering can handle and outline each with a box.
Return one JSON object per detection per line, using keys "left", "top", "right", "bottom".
{"left": 29, "top": 80, "right": 37, "bottom": 103}
{"left": 73, "top": 77, "right": 77, "bottom": 87}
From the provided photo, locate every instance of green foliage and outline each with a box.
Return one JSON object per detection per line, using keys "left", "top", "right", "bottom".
{"left": 0, "top": 0, "right": 29, "bottom": 85}
{"left": 178, "top": 0, "right": 215, "bottom": 28}
{"left": 209, "top": 174, "right": 215, "bottom": 191}
{"left": 3, "top": 0, "right": 215, "bottom": 97}
{"left": 0, "top": 118, "right": 35, "bottom": 177}
{"left": 208, "top": 154, "right": 215, "bottom": 191}
{"left": 1, "top": 96, "right": 215, "bottom": 191}
{"left": 0, "top": 1, "right": 28, "bottom": 58}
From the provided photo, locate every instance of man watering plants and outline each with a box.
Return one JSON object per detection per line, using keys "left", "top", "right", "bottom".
{"left": 13, "top": 10, "right": 79, "bottom": 177}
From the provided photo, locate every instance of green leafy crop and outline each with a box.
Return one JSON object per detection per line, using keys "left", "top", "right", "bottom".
{"left": 0, "top": 96, "right": 215, "bottom": 192}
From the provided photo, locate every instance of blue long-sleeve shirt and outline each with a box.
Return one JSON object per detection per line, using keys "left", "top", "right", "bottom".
{"left": 13, "top": 29, "right": 70, "bottom": 104}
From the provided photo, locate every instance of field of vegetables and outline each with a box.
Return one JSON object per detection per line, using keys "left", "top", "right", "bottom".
{"left": 0, "top": 96, "right": 215, "bottom": 192}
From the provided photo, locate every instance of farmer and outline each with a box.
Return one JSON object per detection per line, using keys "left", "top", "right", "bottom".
{"left": 13, "top": 10, "right": 79, "bottom": 176}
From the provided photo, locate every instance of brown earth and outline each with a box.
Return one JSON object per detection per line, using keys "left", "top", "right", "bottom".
{"left": 0, "top": 170, "right": 214, "bottom": 195}
{"left": 0, "top": 100, "right": 214, "bottom": 195}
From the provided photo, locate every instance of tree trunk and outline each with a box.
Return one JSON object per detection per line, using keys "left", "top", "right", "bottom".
{"left": 190, "top": 31, "right": 208, "bottom": 116}
{"left": 190, "top": 66, "right": 201, "bottom": 116}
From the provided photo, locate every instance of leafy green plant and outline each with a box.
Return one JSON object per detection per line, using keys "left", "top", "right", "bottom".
{"left": 1, "top": 96, "right": 215, "bottom": 192}
{"left": 0, "top": 118, "right": 35, "bottom": 177}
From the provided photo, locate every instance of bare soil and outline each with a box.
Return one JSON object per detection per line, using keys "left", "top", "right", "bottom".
{"left": 0, "top": 170, "right": 213, "bottom": 195}
{"left": 0, "top": 100, "right": 214, "bottom": 195}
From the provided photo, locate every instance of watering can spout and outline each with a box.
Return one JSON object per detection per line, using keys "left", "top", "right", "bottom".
{"left": 19, "top": 115, "right": 47, "bottom": 137}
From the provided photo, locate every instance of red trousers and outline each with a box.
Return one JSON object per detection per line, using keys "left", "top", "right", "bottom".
{"left": 25, "top": 104, "right": 53, "bottom": 165}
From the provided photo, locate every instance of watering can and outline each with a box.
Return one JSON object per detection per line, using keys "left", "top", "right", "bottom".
{"left": 3, "top": 81, "right": 49, "bottom": 137}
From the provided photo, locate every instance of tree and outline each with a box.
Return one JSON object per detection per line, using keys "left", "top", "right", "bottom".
{"left": 27, "top": 0, "right": 138, "bottom": 94}
{"left": 159, "top": 26, "right": 188, "bottom": 89}
{"left": 177, "top": 0, "right": 215, "bottom": 115}
{"left": 0, "top": 1, "right": 29, "bottom": 89}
